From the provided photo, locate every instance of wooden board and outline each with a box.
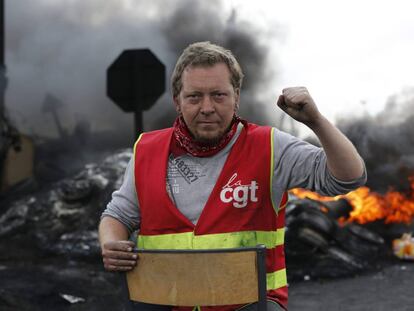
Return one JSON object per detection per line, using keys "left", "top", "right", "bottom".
{"left": 127, "top": 251, "right": 259, "bottom": 306}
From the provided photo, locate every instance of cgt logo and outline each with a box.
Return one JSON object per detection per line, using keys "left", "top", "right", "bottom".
{"left": 219, "top": 173, "right": 258, "bottom": 208}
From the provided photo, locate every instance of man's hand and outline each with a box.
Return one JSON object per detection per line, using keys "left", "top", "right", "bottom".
{"left": 101, "top": 240, "right": 138, "bottom": 272}
{"left": 277, "top": 87, "right": 322, "bottom": 126}
{"left": 276, "top": 86, "right": 365, "bottom": 181}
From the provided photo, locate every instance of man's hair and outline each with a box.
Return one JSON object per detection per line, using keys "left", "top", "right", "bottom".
{"left": 171, "top": 41, "right": 244, "bottom": 98}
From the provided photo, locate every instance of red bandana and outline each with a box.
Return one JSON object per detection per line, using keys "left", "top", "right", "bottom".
{"left": 170, "top": 115, "right": 246, "bottom": 157}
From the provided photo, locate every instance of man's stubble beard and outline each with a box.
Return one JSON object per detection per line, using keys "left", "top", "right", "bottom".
{"left": 192, "top": 122, "right": 234, "bottom": 146}
{"left": 193, "top": 131, "right": 224, "bottom": 146}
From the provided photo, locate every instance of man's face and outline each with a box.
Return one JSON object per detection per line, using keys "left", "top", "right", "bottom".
{"left": 174, "top": 63, "right": 240, "bottom": 144}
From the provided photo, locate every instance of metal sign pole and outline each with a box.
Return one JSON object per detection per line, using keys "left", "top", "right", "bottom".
{"left": 134, "top": 107, "right": 143, "bottom": 138}
{"left": 0, "top": 0, "right": 7, "bottom": 119}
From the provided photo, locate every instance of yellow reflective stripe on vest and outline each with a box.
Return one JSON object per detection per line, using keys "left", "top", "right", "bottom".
{"left": 133, "top": 133, "right": 144, "bottom": 206}
{"left": 267, "top": 268, "right": 287, "bottom": 290}
{"left": 270, "top": 127, "right": 277, "bottom": 213}
{"left": 137, "top": 229, "right": 284, "bottom": 250}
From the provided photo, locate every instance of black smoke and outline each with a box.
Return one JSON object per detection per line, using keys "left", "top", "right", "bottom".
{"left": 7, "top": 0, "right": 166, "bottom": 143}
{"left": 151, "top": 0, "right": 279, "bottom": 128}
{"left": 338, "top": 87, "right": 414, "bottom": 192}
{"left": 6, "top": 0, "right": 280, "bottom": 144}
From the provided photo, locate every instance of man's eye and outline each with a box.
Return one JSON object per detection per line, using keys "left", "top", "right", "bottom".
{"left": 213, "top": 93, "right": 226, "bottom": 98}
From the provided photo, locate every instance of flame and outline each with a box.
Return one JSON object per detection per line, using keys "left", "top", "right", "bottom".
{"left": 393, "top": 233, "right": 414, "bottom": 260}
{"left": 290, "top": 176, "right": 414, "bottom": 224}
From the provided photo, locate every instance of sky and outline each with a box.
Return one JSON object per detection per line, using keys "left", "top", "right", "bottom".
{"left": 4, "top": 0, "right": 414, "bottom": 138}
{"left": 228, "top": 0, "right": 414, "bottom": 123}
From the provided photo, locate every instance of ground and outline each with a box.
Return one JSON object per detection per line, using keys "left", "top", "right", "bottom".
{"left": 0, "top": 259, "right": 413, "bottom": 310}
{"left": 288, "top": 262, "right": 414, "bottom": 311}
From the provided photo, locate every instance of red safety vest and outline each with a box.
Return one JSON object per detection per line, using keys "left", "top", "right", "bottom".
{"left": 134, "top": 123, "right": 288, "bottom": 310}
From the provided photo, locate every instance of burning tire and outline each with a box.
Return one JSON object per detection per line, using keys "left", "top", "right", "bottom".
{"left": 297, "top": 227, "right": 329, "bottom": 250}
{"left": 345, "top": 223, "right": 385, "bottom": 245}
{"left": 326, "top": 246, "right": 364, "bottom": 270}
{"left": 295, "top": 209, "right": 337, "bottom": 237}
{"left": 334, "top": 224, "right": 384, "bottom": 259}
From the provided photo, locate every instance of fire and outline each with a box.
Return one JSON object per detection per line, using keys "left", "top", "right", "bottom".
{"left": 290, "top": 177, "right": 414, "bottom": 224}
{"left": 393, "top": 233, "right": 414, "bottom": 260}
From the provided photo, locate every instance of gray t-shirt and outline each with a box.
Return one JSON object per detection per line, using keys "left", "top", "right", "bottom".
{"left": 102, "top": 124, "right": 367, "bottom": 233}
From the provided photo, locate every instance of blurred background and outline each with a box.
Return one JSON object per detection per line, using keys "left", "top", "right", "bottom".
{"left": 2, "top": 0, "right": 414, "bottom": 190}
{"left": 1, "top": 0, "right": 414, "bottom": 310}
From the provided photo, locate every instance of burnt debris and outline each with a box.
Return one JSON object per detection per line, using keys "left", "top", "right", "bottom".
{"left": 0, "top": 149, "right": 408, "bottom": 310}
{"left": 285, "top": 198, "right": 388, "bottom": 281}
{"left": 0, "top": 150, "right": 131, "bottom": 260}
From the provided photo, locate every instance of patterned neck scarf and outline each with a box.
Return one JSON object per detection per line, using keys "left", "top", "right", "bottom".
{"left": 171, "top": 115, "right": 246, "bottom": 157}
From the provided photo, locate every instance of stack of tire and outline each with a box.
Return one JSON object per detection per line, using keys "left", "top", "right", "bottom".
{"left": 285, "top": 198, "right": 386, "bottom": 281}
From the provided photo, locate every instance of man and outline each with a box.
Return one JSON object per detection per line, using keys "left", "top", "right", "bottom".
{"left": 99, "top": 41, "right": 366, "bottom": 311}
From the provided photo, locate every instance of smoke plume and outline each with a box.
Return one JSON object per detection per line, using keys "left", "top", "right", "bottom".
{"left": 6, "top": 0, "right": 279, "bottom": 145}
{"left": 338, "top": 87, "right": 414, "bottom": 192}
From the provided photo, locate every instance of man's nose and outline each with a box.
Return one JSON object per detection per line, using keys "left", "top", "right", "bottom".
{"left": 200, "top": 96, "right": 215, "bottom": 114}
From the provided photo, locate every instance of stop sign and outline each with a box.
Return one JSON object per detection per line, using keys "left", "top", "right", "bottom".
{"left": 107, "top": 49, "right": 165, "bottom": 112}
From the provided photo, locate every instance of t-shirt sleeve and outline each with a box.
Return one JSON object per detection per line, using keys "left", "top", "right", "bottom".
{"left": 272, "top": 128, "right": 367, "bottom": 197}
{"left": 101, "top": 157, "right": 141, "bottom": 234}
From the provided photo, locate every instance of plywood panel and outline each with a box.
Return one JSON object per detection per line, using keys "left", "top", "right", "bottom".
{"left": 127, "top": 251, "right": 259, "bottom": 306}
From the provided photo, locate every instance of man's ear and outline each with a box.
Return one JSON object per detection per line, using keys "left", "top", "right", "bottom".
{"left": 234, "top": 88, "right": 240, "bottom": 111}
{"left": 173, "top": 96, "right": 181, "bottom": 114}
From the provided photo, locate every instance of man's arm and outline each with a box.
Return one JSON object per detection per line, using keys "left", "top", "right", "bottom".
{"left": 99, "top": 157, "right": 140, "bottom": 272}
{"left": 277, "top": 87, "right": 364, "bottom": 181}
{"left": 99, "top": 216, "right": 137, "bottom": 271}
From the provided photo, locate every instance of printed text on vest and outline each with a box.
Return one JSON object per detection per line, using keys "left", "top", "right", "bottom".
{"left": 219, "top": 173, "right": 259, "bottom": 208}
